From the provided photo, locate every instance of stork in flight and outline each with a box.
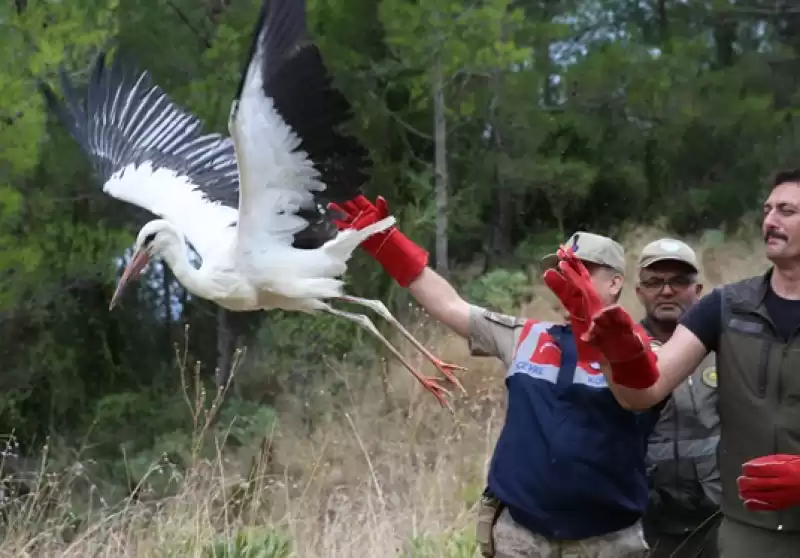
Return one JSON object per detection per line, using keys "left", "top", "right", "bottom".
{"left": 40, "top": 0, "right": 467, "bottom": 407}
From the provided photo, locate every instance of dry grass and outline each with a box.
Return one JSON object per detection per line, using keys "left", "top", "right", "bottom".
{"left": 0, "top": 225, "right": 769, "bottom": 557}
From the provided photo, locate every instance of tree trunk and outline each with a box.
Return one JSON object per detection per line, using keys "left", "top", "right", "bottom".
{"left": 432, "top": 50, "right": 449, "bottom": 277}
{"left": 657, "top": 0, "right": 668, "bottom": 45}
{"left": 713, "top": 11, "right": 735, "bottom": 68}
{"left": 162, "top": 263, "right": 172, "bottom": 349}
{"left": 488, "top": 176, "right": 513, "bottom": 267}
{"left": 487, "top": 63, "right": 512, "bottom": 266}
{"left": 215, "top": 307, "right": 233, "bottom": 388}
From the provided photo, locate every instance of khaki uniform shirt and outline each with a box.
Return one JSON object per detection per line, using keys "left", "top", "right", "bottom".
{"left": 467, "top": 304, "right": 527, "bottom": 368}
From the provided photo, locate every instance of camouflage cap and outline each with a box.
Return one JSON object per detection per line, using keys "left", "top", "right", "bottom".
{"left": 637, "top": 238, "right": 699, "bottom": 273}
{"left": 539, "top": 231, "right": 626, "bottom": 275}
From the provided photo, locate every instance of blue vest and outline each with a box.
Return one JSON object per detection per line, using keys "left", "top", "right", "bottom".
{"left": 486, "top": 321, "right": 660, "bottom": 540}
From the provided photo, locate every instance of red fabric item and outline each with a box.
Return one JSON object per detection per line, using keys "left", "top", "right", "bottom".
{"left": 542, "top": 246, "right": 605, "bottom": 362}
{"left": 738, "top": 454, "right": 800, "bottom": 511}
{"left": 543, "top": 247, "right": 659, "bottom": 389}
{"left": 328, "top": 195, "right": 428, "bottom": 288}
{"left": 585, "top": 306, "right": 660, "bottom": 389}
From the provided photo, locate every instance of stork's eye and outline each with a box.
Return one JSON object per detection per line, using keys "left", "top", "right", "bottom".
{"left": 143, "top": 232, "right": 157, "bottom": 245}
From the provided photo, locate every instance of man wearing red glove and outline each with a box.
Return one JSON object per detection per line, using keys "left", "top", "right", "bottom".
{"left": 543, "top": 168, "right": 800, "bottom": 557}
{"left": 330, "top": 195, "right": 662, "bottom": 557}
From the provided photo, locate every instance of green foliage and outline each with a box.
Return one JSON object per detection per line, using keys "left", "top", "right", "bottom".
{"left": 458, "top": 479, "right": 485, "bottom": 510}
{"left": 405, "top": 529, "right": 477, "bottom": 558}
{"left": 701, "top": 229, "right": 726, "bottom": 250}
{"left": 462, "top": 269, "right": 531, "bottom": 314}
{"left": 78, "top": 389, "right": 276, "bottom": 500}
{"left": 201, "top": 528, "right": 293, "bottom": 558}
{"left": 0, "top": 0, "right": 118, "bottom": 177}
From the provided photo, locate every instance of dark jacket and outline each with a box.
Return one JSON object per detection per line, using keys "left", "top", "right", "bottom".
{"left": 642, "top": 318, "right": 721, "bottom": 535}
{"left": 718, "top": 272, "right": 800, "bottom": 532}
{"left": 487, "top": 321, "right": 660, "bottom": 540}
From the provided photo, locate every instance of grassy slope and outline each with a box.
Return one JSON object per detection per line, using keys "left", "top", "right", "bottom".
{"left": 0, "top": 225, "right": 769, "bottom": 557}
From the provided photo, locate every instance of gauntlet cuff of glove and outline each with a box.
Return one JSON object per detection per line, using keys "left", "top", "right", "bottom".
{"left": 608, "top": 347, "right": 659, "bottom": 389}
{"left": 371, "top": 230, "right": 429, "bottom": 288}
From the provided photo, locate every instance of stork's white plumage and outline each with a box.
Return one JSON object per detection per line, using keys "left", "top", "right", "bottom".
{"left": 41, "top": 0, "right": 466, "bottom": 407}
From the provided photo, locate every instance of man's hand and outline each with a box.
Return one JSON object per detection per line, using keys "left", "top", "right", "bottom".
{"left": 329, "top": 195, "right": 392, "bottom": 255}
{"left": 543, "top": 247, "right": 659, "bottom": 389}
{"left": 542, "top": 246, "right": 605, "bottom": 362}
{"left": 328, "top": 195, "right": 428, "bottom": 288}
{"left": 738, "top": 454, "right": 800, "bottom": 511}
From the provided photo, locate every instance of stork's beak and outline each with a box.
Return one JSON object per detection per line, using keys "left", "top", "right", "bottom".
{"left": 109, "top": 249, "right": 150, "bottom": 310}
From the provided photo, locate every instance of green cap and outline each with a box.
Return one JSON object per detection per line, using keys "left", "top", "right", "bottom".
{"left": 637, "top": 238, "right": 699, "bottom": 273}
{"left": 539, "top": 231, "right": 626, "bottom": 274}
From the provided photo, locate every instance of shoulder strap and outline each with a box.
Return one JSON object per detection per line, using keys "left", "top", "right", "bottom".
{"left": 546, "top": 324, "right": 578, "bottom": 390}
{"left": 718, "top": 286, "right": 728, "bottom": 331}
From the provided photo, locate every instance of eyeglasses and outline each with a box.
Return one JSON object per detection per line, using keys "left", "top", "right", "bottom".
{"left": 638, "top": 276, "right": 696, "bottom": 292}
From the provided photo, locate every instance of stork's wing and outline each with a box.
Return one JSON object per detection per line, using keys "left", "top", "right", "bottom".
{"left": 41, "top": 53, "right": 240, "bottom": 261}
{"left": 229, "top": 0, "right": 371, "bottom": 254}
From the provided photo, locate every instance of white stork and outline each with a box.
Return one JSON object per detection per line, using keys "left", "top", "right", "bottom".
{"left": 40, "top": 0, "right": 466, "bottom": 407}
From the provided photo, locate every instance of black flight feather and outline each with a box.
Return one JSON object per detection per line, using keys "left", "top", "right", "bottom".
{"left": 40, "top": 52, "right": 241, "bottom": 212}
{"left": 233, "top": 0, "right": 372, "bottom": 249}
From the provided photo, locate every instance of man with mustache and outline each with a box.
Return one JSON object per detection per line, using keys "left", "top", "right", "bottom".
{"left": 544, "top": 168, "right": 800, "bottom": 557}
{"left": 636, "top": 239, "right": 721, "bottom": 557}
{"left": 329, "top": 195, "right": 659, "bottom": 557}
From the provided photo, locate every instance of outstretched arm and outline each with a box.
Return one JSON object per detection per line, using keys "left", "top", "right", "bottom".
{"left": 408, "top": 267, "right": 471, "bottom": 338}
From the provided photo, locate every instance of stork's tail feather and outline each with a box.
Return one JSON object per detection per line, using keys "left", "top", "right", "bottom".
{"left": 323, "top": 216, "right": 396, "bottom": 261}
{"left": 276, "top": 217, "right": 396, "bottom": 298}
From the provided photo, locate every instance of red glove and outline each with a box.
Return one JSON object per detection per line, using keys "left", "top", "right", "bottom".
{"left": 542, "top": 246, "right": 605, "bottom": 363}
{"left": 584, "top": 306, "right": 659, "bottom": 388}
{"left": 738, "top": 454, "right": 800, "bottom": 511}
{"left": 328, "top": 195, "right": 428, "bottom": 288}
{"left": 548, "top": 247, "right": 659, "bottom": 389}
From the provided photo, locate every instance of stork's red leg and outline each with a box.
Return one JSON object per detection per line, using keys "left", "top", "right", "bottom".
{"left": 316, "top": 302, "right": 454, "bottom": 410}
{"left": 426, "top": 358, "right": 468, "bottom": 391}
{"left": 416, "top": 375, "right": 451, "bottom": 409}
{"left": 338, "top": 295, "right": 468, "bottom": 394}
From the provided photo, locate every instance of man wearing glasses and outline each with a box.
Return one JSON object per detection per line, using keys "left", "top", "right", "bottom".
{"left": 636, "top": 239, "right": 721, "bottom": 557}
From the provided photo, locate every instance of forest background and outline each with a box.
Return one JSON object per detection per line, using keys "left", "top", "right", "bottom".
{"left": 0, "top": 0, "right": 789, "bottom": 555}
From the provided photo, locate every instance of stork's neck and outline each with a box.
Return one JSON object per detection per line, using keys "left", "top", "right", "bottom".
{"left": 158, "top": 237, "right": 207, "bottom": 297}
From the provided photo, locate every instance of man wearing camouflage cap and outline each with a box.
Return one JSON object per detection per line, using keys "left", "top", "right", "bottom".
{"left": 330, "top": 193, "right": 661, "bottom": 557}
{"left": 636, "top": 239, "right": 721, "bottom": 558}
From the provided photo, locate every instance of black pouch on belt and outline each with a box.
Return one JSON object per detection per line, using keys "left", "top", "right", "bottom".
{"left": 476, "top": 491, "right": 504, "bottom": 557}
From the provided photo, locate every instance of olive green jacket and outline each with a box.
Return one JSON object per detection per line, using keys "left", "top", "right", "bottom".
{"left": 718, "top": 271, "right": 800, "bottom": 532}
